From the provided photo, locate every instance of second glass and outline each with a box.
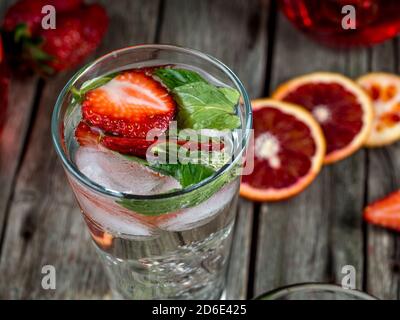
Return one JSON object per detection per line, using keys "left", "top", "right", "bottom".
{"left": 256, "top": 283, "right": 377, "bottom": 300}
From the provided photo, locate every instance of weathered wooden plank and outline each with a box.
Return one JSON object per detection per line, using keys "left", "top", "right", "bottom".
{"left": 0, "top": 74, "right": 38, "bottom": 242}
{"left": 0, "top": 0, "right": 161, "bottom": 299}
{"left": 366, "top": 39, "right": 400, "bottom": 300}
{"left": 159, "top": 0, "right": 269, "bottom": 299}
{"left": 328, "top": 48, "right": 368, "bottom": 291}
{"left": 159, "top": 0, "right": 268, "bottom": 98}
{"left": 0, "top": 0, "right": 39, "bottom": 255}
{"left": 254, "top": 14, "right": 368, "bottom": 297}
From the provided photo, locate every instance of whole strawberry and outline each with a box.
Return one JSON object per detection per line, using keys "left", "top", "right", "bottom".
{"left": 2, "top": 1, "right": 108, "bottom": 75}
{"left": 35, "top": 4, "right": 108, "bottom": 73}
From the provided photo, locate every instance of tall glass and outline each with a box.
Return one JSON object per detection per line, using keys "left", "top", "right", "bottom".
{"left": 51, "top": 45, "right": 252, "bottom": 299}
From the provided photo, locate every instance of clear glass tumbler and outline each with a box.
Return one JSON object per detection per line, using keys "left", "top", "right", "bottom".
{"left": 51, "top": 45, "right": 252, "bottom": 299}
{"left": 256, "top": 283, "right": 377, "bottom": 300}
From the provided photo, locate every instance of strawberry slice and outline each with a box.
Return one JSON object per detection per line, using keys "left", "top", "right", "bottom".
{"left": 364, "top": 190, "right": 400, "bottom": 232}
{"left": 82, "top": 70, "right": 175, "bottom": 140}
{"left": 101, "top": 135, "right": 154, "bottom": 157}
{"left": 75, "top": 122, "right": 100, "bottom": 147}
{"left": 75, "top": 121, "right": 224, "bottom": 157}
{"left": 75, "top": 120, "right": 161, "bottom": 156}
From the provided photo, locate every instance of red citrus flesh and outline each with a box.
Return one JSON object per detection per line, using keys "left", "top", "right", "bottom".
{"left": 273, "top": 73, "right": 373, "bottom": 164}
{"left": 357, "top": 72, "right": 400, "bottom": 147}
{"left": 240, "top": 99, "right": 325, "bottom": 201}
{"left": 280, "top": 83, "right": 362, "bottom": 156}
{"left": 244, "top": 108, "right": 314, "bottom": 188}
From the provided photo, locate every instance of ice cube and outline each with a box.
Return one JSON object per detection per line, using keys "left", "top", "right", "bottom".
{"left": 159, "top": 179, "right": 239, "bottom": 231}
{"left": 75, "top": 146, "right": 181, "bottom": 195}
{"left": 72, "top": 184, "right": 157, "bottom": 238}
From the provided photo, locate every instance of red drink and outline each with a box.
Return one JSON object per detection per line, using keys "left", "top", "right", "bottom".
{"left": 279, "top": 0, "right": 400, "bottom": 47}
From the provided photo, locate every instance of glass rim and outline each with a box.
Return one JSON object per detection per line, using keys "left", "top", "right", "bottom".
{"left": 51, "top": 44, "right": 252, "bottom": 200}
{"left": 255, "top": 283, "right": 377, "bottom": 300}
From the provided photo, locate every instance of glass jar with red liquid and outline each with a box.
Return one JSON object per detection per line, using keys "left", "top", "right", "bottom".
{"left": 279, "top": 0, "right": 400, "bottom": 47}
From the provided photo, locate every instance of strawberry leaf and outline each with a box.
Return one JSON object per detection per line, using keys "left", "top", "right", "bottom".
{"left": 25, "top": 43, "right": 53, "bottom": 61}
{"left": 13, "top": 23, "right": 31, "bottom": 42}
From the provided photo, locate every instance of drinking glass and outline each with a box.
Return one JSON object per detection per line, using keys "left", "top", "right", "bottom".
{"left": 51, "top": 45, "right": 252, "bottom": 299}
{"left": 256, "top": 283, "right": 377, "bottom": 300}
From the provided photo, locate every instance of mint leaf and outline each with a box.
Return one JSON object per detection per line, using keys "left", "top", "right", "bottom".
{"left": 174, "top": 81, "right": 240, "bottom": 130}
{"left": 81, "top": 72, "right": 118, "bottom": 94}
{"left": 117, "top": 168, "right": 235, "bottom": 216}
{"left": 151, "top": 141, "right": 230, "bottom": 171}
{"left": 154, "top": 68, "right": 207, "bottom": 89}
{"left": 115, "top": 142, "right": 237, "bottom": 215}
{"left": 150, "top": 162, "right": 215, "bottom": 188}
{"left": 122, "top": 150, "right": 215, "bottom": 188}
{"left": 219, "top": 87, "right": 240, "bottom": 104}
{"left": 71, "top": 72, "right": 118, "bottom": 102}
{"left": 121, "top": 154, "right": 149, "bottom": 166}
{"left": 155, "top": 68, "right": 241, "bottom": 130}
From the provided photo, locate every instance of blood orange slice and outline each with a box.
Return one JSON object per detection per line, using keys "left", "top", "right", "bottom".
{"left": 240, "top": 99, "right": 325, "bottom": 201}
{"left": 357, "top": 73, "right": 400, "bottom": 147}
{"left": 273, "top": 72, "right": 373, "bottom": 164}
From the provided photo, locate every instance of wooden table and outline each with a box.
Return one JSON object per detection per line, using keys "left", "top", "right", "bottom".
{"left": 0, "top": 0, "right": 399, "bottom": 300}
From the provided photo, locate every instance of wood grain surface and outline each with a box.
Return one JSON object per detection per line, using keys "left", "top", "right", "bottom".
{"left": 0, "top": 0, "right": 398, "bottom": 300}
